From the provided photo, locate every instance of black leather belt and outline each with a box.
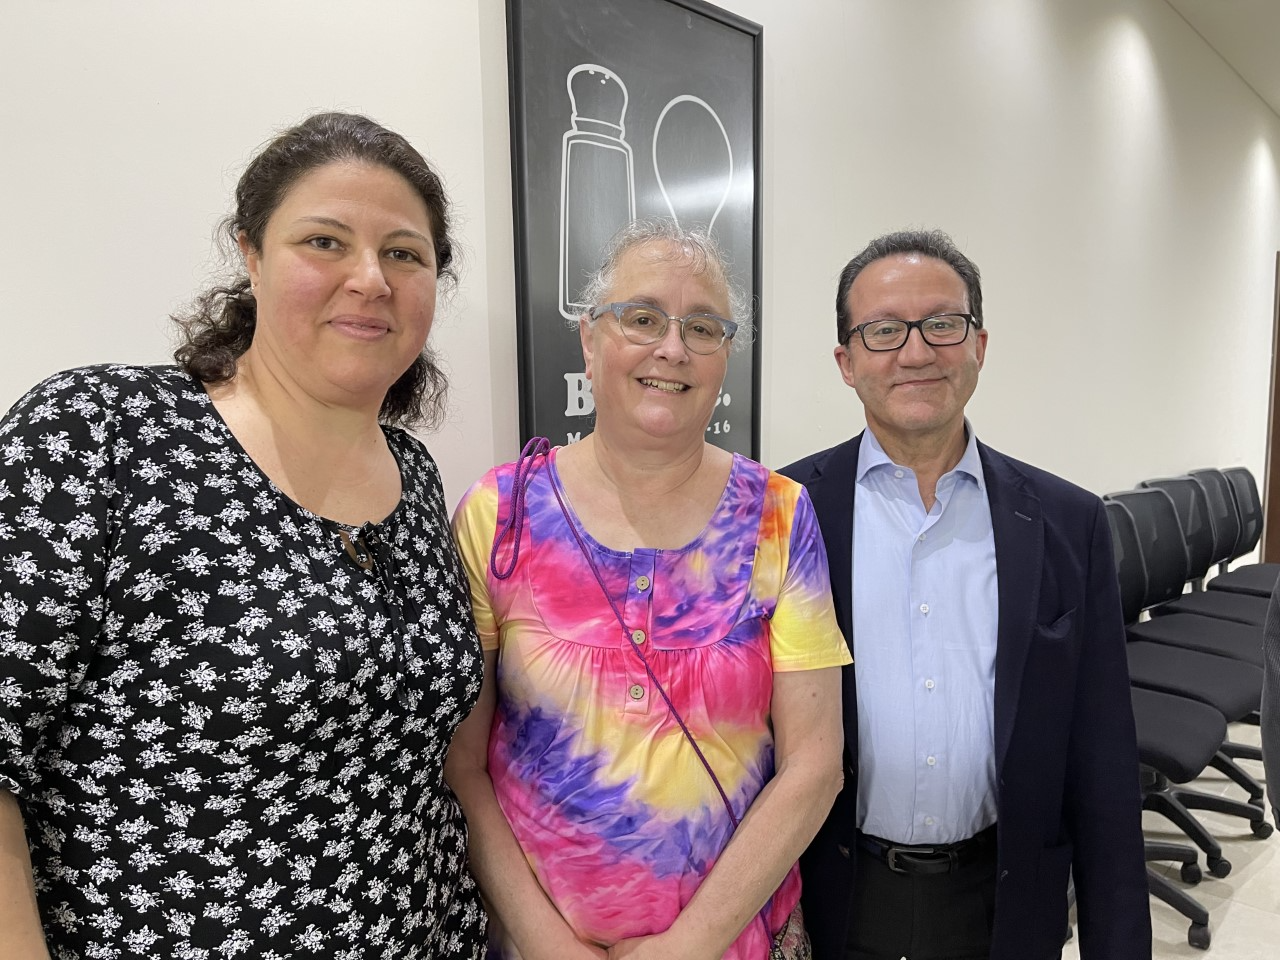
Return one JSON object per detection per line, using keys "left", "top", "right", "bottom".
{"left": 856, "top": 825, "right": 997, "bottom": 876}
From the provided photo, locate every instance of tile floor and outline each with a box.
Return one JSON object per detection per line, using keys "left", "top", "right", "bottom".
{"left": 1063, "top": 720, "right": 1278, "bottom": 958}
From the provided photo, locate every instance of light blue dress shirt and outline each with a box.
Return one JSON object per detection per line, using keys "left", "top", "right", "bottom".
{"left": 852, "top": 424, "right": 999, "bottom": 844}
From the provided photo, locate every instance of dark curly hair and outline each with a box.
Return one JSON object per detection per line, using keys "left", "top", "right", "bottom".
{"left": 172, "top": 112, "right": 455, "bottom": 428}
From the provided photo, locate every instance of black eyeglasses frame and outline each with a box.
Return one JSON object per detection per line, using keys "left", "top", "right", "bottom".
{"left": 841, "top": 313, "right": 982, "bottom": 352}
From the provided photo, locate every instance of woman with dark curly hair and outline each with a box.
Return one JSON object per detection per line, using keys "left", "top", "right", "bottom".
{"left": 0, "top": 112, "right": 487, "bottom": 958}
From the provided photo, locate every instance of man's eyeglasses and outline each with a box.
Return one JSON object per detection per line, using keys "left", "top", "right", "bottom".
{"left": 590, "top": 302, "right": 738, "bottom": 355}
{"left": 842, "top": 313, "right": 982, "bottom": 352}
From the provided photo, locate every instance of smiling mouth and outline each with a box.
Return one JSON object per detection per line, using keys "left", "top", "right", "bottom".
{"left": 330, "top": 317, "right": 391, "bottom": 338}
{"left": 639, "top": 378, "right": 688, "bottom": 393}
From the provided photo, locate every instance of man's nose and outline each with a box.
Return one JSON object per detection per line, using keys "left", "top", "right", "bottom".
{"left": 896, "top": 325, "right": 936, "bottom": 364}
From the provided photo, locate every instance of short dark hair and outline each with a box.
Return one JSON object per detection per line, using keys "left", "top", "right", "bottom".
{"left": 834, "top": 229, "right": 982, "bottom": 344}
{"left": 172, "top": 112, "right": 455, "bottom": 428}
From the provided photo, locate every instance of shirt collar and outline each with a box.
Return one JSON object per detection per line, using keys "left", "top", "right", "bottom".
{"left": 857, "top": 420, "right": 986, "bottom": 493}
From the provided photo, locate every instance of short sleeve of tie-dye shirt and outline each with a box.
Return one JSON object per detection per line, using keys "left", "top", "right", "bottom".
{"left": 450, "top": 450, "right": 849, "bottom": 959}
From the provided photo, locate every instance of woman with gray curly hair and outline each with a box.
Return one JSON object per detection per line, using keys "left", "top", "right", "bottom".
{"left": 448, "top": 219, "right": 848, "bottom": 959}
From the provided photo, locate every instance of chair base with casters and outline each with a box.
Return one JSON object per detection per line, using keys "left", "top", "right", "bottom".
{"left": 1146, "top": 841, "right": 1211, "bottom": 950}
{"left": 1142, "top": 767, "right": 1270, "bottom": 874}
{"left": 1211, "top": 748, "right": 1269, "bottom": 810}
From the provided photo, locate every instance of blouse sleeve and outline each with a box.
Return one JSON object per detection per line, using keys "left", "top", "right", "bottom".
{"left": 766, "top": 479, "right": 852, "bottom": 673}
{"left": 450, "top": 471, "right": 502, "bottom": 653}
{"left": 0, "top": 369, "right": 116, "bottom": 795}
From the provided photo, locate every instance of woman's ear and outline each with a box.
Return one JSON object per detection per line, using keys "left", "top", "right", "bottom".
{"left": 579, "top": 314, "right": 595, "bottom": 381}
{"left": 237, "top": 231, "right": 262, "bottom": 292}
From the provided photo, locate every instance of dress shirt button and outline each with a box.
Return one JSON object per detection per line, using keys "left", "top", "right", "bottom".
{"left": 631, "top": 629, "right": 646, "bottom": 645}
{"left": 635, "top": 575, "right": 651, "bottom": 591}
{"left": 926, "top": 755, "right": 937, "bottom": 766}
{"left": 918, "top": 533, "right": 926, "bottom": 542}
{"left": 893, "top": 469, "right": 904, "bottom": 479}
{"left": 919, "top": 602, "right": 930, "bottom": 614}
{"left": 925, "top": 679, "right": 935, "bottom": 690}
{"left": 628, "top": 684, "right": 645, "bottom": 700}
{"left": 924, "top": 816, "right": 935, "bottom": 826}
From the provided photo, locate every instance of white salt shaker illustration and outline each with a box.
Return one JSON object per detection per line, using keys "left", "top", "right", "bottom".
{"left": 559, "top": 64, "right": 635, "bottom": 320}
{"left": 653, "top": 95, "right": 733, "bottom": 236}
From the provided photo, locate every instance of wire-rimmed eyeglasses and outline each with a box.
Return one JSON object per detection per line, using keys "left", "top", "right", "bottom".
{"left": 842, "top": 313, "right": 982, "bottom": 352}
{"left": 589, "top": 301, "right": 738, "bottom": 355}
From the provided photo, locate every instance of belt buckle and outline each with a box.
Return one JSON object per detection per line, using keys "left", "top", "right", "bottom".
{"left": 886, "top": 845, "right": 936, "bottom": 874}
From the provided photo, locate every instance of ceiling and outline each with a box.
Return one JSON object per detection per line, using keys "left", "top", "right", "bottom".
{"left": 1165, "top": 0, "right": 1280, "bottom": 118}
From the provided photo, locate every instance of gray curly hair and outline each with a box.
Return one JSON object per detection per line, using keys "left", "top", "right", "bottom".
{"left": 574, "top": 218, "right": 754, "bottom": 349}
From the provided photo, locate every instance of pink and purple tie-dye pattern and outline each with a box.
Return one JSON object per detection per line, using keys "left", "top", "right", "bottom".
{"left": 452, "top": 451, "right": 849, "bottom": 959}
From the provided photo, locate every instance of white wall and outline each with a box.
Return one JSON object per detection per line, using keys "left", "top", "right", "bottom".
{"left": 0, "top": 0, "right": 519, "bottom": 506}
{"left": 3, "top": 0, "right": 1278, "bottom": 506}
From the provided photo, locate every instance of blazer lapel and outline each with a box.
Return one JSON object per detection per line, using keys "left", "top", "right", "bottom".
{"left": 799, "top": 434, "right": 863, "bottom": 787}
{"left": 980, "top": 443, "right": 1044, "bottom": 776}
{"left": 805, "top": 434, "right": 862, "bottom": 647}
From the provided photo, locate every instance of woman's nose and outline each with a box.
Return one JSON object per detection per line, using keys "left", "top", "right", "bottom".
{"left": 346, "top": 250, "right": 391, "bottom": 298}
{"left": 652, "top": 318, "right": 690, "bottom": 361}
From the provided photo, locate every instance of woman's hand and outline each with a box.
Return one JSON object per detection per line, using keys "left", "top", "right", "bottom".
{"left": 520, "top": 932, "right": 609, "bottom": 960}
{"left": 606, "top": 933, "right": 696, "bottom": 960}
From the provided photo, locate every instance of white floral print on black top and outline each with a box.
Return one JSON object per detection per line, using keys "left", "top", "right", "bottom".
{"left": 0, "top": 365, "right": 486, "bottom": 959}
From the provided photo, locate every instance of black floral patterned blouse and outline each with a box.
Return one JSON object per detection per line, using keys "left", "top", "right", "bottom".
{"left": 0, "top": 365, "right": 486, "bottom": 959}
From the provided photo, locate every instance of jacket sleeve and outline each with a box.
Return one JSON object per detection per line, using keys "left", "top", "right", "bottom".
{"left": 1066, "top": 498, "right": 1152, "bottom": 957}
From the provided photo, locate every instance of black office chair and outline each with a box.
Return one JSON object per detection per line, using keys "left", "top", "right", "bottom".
{"left": 1140, "top": 477, "right": 1270, "bottom": 626}
{"left": 1133, "top": 685, "right": 1223, "bottom": 948}
{"left": 1189, "top": 469, "right": 1242, "bottom": 574}
{"left": 1106, "top": 490, "right": 1264, "bottom": 669}
{"left": 1104, "top": 499, "right": 1270, "bottom": 825}
{"left": 1205, "top": 466, "right": 1280, "bottom": 598}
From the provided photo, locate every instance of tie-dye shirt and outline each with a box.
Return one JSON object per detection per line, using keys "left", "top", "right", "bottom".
{"left": 452, "top": 449, "right": 849, "bottom": 958}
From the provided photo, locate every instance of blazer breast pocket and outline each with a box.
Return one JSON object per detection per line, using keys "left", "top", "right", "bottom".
{"left": 1036, "top": 606, "right": 1077, "bottom": 643}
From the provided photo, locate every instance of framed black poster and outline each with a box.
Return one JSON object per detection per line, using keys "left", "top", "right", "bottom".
{"left": 506, "top": 0, "right": 762, "bottom": 455}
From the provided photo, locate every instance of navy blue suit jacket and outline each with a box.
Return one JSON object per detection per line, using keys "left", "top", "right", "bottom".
{"left": 781, "top": 434, "right": 1151, "bottom": 960}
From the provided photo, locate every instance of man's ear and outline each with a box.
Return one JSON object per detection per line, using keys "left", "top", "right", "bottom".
{"left": 834, "top": 343, "right": 858, "bottom": 390}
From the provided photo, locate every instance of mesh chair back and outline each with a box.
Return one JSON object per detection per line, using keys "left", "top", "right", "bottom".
{"left": 1104, "top": 488, "right": 1189, "bottom": 606}
{"left": 1139, "top": 477, "right": 1215, "bottom": 582}
{"left": 1222, "top": 466, "right": 1263, "bottom": 560}
{"left": 1104, "top": 500, "right": 1147, "bottom": 624}
{"left": 1189, "top": 468, "right": 1240, "bottom": 567}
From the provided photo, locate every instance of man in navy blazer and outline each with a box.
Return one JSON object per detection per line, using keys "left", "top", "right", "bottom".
{"left": 781, "top": 230, "right": 1150, "bottom": 959}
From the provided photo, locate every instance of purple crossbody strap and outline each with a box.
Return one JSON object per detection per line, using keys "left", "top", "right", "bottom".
{"left": 487, "top": 438, "right": 740, "bottom": 829}
{"left": 490, "top": 437, "right": 552, "bottom": 581}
